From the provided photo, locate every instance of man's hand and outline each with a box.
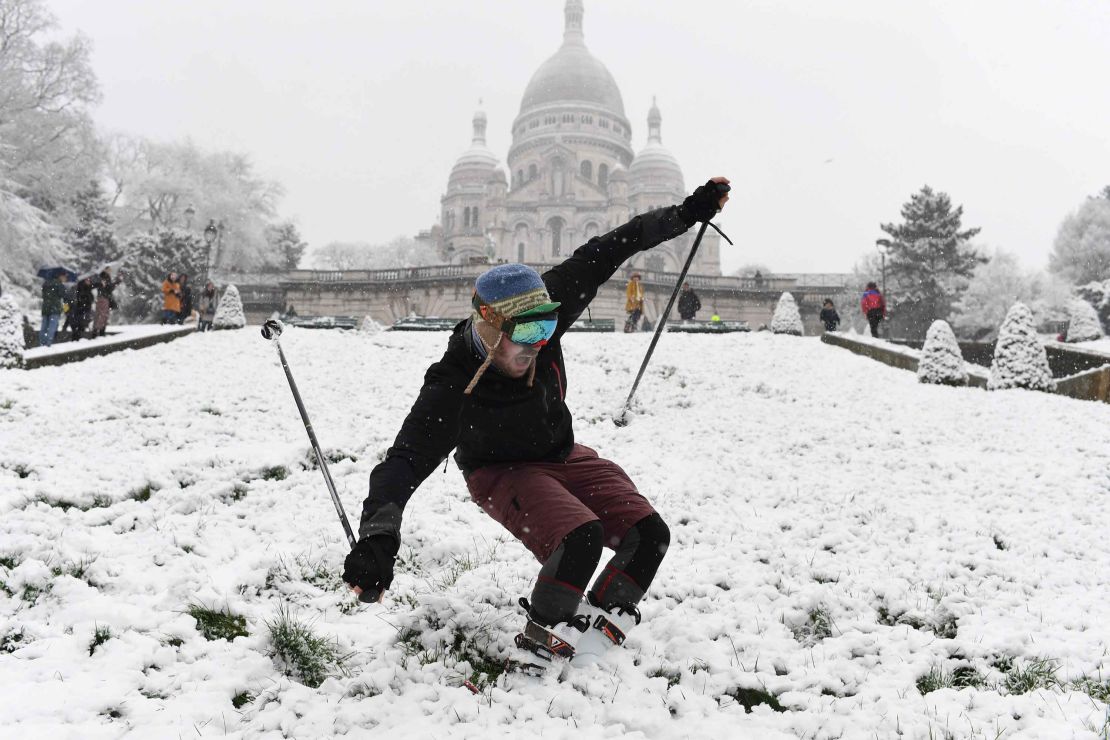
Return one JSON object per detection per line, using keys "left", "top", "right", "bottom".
{"left": 681, "top": 177, "right": 731, "bottom": 223}
{"left": 343, "top": 535, "right": 398, "bottom": 601}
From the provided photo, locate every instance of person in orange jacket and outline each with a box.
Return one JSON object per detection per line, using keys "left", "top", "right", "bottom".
{"left": 162, "top": 272, "right": 182, "bottom": 324}
{"left": 624, "top": 273, "right": 644, "bottom": 333}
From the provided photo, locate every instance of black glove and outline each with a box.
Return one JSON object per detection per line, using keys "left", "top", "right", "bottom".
{"left": 343, "top": 535, "right": 399, "bottom": 595}
{"left": 680, "top": 179, "right": 731, "bottom": 224}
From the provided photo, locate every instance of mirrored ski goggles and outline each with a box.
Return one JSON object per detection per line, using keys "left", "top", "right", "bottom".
{"left": 506, "top": 314, "right": 558, "bottom": 346}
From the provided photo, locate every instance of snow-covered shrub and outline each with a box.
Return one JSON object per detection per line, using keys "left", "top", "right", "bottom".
{"left": 771, "top": 292, "right": 803, "bottom": 336}
{"left": 1064, "top": 298, "right": 1104, "bottom": 342}
{"left": 988, "top": 303, "right": 1055, "bottom": 391}
{"left": 917, "top": 320, "right": 967, "bottom": 386}
{"left": 360, "top": 316, "right": 382, "bottom": 335}
{"left": 213, "top": 284, "right": 246, "bottom": 329}
{"left": 0, "top": 295, "right": 25, "bottom": 369}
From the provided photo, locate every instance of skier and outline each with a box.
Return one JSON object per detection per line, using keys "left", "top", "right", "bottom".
{"left": 860, "top": 282, "right": 886, "bottom": 338}
{"left": 678, "top": 282, "right": 701, "bottom": 321}
{"left": 343, "top": 177, "right": 731, "bottom": 664}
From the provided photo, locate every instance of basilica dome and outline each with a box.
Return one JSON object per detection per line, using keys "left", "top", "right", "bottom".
{"left": 518, "top": 0, "right": 624, "bottom": 117}
{"left": 629, "top": 99, "right": 684, "bottom": 193}
{"left": 448, "top": 109, "right": 500, "bottom": 188}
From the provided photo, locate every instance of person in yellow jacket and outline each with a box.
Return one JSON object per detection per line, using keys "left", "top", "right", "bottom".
{"left": 624, "top": 273, "right": 644, "bottom": 333}
{"left": 161, "top": 272, "right": 182, "bottom": 324}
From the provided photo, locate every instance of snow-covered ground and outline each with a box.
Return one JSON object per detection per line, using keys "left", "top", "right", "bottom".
{"left": 3, "top": 328, "right": 1110, "bottom": 739}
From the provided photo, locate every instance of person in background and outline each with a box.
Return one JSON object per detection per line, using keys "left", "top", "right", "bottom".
{"left": 162, "top": 272, "right": 181, "bottom": 324}
{"left": 198, "top": 281, "right": 218, "bottom": 332}
{"left": 819, "top": 299, "right": 840, "bottom": 333}
{"left": 678, "top": 282, "right": 701, "bottom": 321}
{"left": 39, "top": 272, "right": 67, "bottom": 347}
{"left": 624, "top": 273, "right": 644, "bottom": 333}
{"left": 176, "top": 274, "right": 193, "bottom": 324}
{"left": 69, "top": 277, "right": 96, "bottom": 341}
{"left": 860, "top": 281, "right": 887, "bottom": 338}
{"left": 92, "top": 268, "right": 124, "bottom": 338}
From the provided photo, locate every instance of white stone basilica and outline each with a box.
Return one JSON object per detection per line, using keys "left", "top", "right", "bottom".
{"left": 428, "top": 0, "right": 722, "bottom": 277}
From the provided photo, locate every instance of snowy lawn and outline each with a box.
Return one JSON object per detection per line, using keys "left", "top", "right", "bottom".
{"left": 2, "top": 328, "right": 1110, "bottom": 739}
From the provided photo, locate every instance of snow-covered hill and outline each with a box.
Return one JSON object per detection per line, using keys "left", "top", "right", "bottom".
{"left": 2, "top": 329, "right": 1109, "bottom": 739}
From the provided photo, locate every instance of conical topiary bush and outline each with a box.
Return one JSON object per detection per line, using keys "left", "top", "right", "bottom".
{"left": 1064, "top": 298, "right": 1104, "bottom": 343}
{"left": 917, "top": 320, "right": 967, "bottom": 386}
{"left": 988, "top": 303, "right": 1055, "bottom": 391}
{"left": 770, "top": 293, "right": 803, "bottom": 336}
{"left": 213, "top": 285, "right": 246, "bottom": 330}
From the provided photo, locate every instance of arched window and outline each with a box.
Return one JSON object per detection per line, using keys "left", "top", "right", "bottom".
{"left": 472, "top": 207, "right": 479, "bottom": 228}
{"left": 518, "top": 243, "right": 525, "bottom": 262}
{"left": 528, "top": 163, "right": 538, "bottom": 181}
{"left": 580, "top": 160, "right": 592, "bottom": 181}
{"left": 463, "top": 207, "right": 471, "bottom": 228}
{"left": 598, "top": 163, "right": 609, "bottom": 190}
{"left": 547, "top": 217, "right": 565, "bottom": 258}
{"left": 516, "top": 169, "right": 524, "bottom": 187}
{"left": 583, "top": 222, "right": 599, "bottom": 241}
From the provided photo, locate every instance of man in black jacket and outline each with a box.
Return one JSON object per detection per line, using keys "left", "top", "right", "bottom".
{"left": 678, "top": 282, "right": 701, "bottom": 321}
{"left": 344, "top": 177, "right": 730, "bottom": 662}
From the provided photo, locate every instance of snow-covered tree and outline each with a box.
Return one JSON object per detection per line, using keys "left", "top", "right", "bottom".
{"left": 917, "top": 320, "right": 967, "bottom": 386}
{"left": 877, "top": 186, "right": 983, "bottom": 338}
{"left": 213, "top": 284, "right": 245, "bottom": 329}
{"left": 1074, "top": 279, "right": 1110, "bottom": 334}
{"left": 0, "top": 181, "right": 72, "bottom": 305}
{"left": 988, "top": 303, "right": 1055, "bottom": 392}
{"left": 951, "top": 250, "right": 1070, "bottom": 340}
{"left": 266, "top": 221, "right": 308, "bottom": 270}
{"left": 1064, "top": 298, "right": 1105, "bottom": 343}
{"left": 67, "top": 182, "right": 120, "bottom": 271}
{"left": 310, "top": 236, "right": 439, "bottom": 270}
{"left": 1049, "top": 195, "right": 1110, "bottom": 285}
{"left": 359, "top": 316, "right": 383, "bottom": 335}
{"left": 119, "top": 229, "right": 206, "bottom": 320}
{"left": 770, "top": 292, "right": 803, "bottom": 336}
{"left": 0, "top": 294, "right": 25, "bottom": 369}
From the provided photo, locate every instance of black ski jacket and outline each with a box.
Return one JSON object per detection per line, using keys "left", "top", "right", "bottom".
{"left": 358, "top": 205, "right": 694, "bottom": 544}
{"left": 678, "top": 289, "right": 701, "bottom": 320}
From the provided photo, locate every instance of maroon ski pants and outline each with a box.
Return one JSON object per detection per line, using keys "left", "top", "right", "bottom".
{"left": 465, "top": 444, "right": 656, "bottom": 562}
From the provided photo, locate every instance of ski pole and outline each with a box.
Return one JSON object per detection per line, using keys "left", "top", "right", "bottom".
{"left": 615, "top": 219, "right": 733, "bottom": 427}
{"left": 260, "top": 319, "right": 379, "bottom": 603}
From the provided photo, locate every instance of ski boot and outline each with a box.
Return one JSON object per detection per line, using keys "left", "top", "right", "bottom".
{"left": 512, "top": 597, "right": 590, "bottom": 669}
{"left": 571, "top": 598, "right": 642, "bottom": 666}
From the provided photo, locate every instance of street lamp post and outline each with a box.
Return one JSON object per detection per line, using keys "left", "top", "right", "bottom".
{"left": 203, "top": 220, "right": 219, "bottom": 285}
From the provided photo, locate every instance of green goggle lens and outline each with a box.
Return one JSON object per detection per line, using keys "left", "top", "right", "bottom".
{"left": 510, "top": 316, "right": 558, "bottom": 345}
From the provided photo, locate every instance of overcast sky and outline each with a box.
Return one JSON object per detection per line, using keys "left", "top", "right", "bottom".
{"left": 49, "top": 0, "right": 1110, "bottom": 275}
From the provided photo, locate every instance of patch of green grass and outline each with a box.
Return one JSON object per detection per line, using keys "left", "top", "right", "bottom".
{"left": 12, "top": 464, "right": 33, "bottom": 479}
{"left": 1071, "top": 676, "right": 1110, "bottom": 703}
{"left": 20, "top": 583, "right": 45, "bottom": 605}
{"left": 791, "top": 605, "right": 834, "bottom": 645}
{"left": 100, "top": 707, "right": 123, "bottom": 719}
{"left": 51, "top": 556, "right": 96, "bottom": 583}
{"left": 260, "top": 466, "right": 289, "bottom": 482}
{"left": 725, "top": 685, "right": 787, "bottom": 713}
{"left": 1001, "top": 657, "right": 1060, "bottom": 695}
{"left": 163, "top": 635, "right": 184, "bottom": 648}
{"left": 916, "top": 664, "right": 987, "bottom": 694}
{"left": 1, "top": 626, "right": 27, "bottom": 653}
{"left": 0, "top": 555, "right": 19, "bottom": 569}
{"left": 89, "top": 624, "right": 112, "bottom": 655}
{"left": 266, "top": 553, "right": 344, "bottom": 594}
{"left": 223, "top": 483, "right": 248, "bottom": 503}
{"left": 647, "top": 665, "right": 682, "bottom": 688}
{"left": 187, "top": 604, "right": 249, "bottom": 641}
{"left": 267, "top": 605, "right": 347, "bottom": 688}
{"left": 130, "top": 484, "right": 154, "bottom": 502}
{"left": 200, "top": 405, "right": 222, "bottom": 416}
{"left": 992, "top": 533, "right": 1007, "bottom": 551}
{"left": 231, "top": 691, "right": 253, "bottom": 709}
